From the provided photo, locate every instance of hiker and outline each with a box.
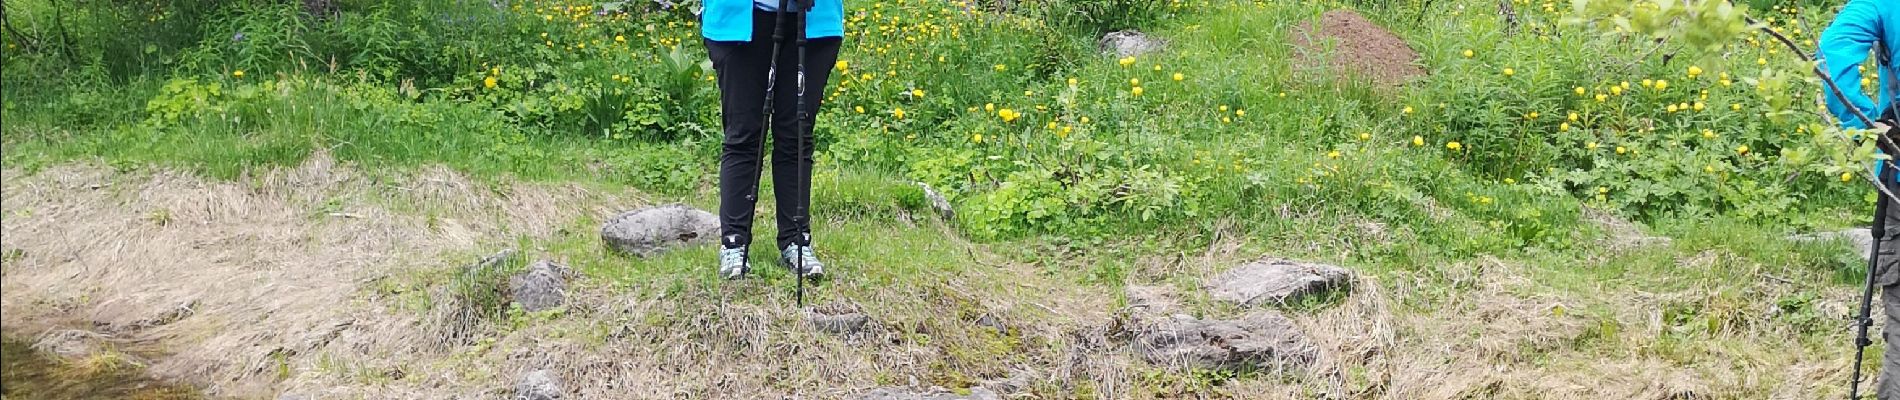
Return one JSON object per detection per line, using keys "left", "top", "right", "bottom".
{"left": 1821, "top": 0, "right": 1900, "bottom": 396}
{"left": 702, "top": 0, "right": 843, "bottom": 280}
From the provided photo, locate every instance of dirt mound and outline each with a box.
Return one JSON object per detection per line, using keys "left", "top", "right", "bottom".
{"left": 1289, "top": 10, "right": 1427, "bottom": 87}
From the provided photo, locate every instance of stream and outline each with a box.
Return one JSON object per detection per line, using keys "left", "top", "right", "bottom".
{"left": 0, "top": 335, "right": 202, "bottom": 400}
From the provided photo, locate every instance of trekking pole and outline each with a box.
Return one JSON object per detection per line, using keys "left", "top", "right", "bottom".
{"left": 1853, "top": 162, "right": 1895, "bottom": 400}
{"left": 791, "top": 0, "right": 810, "bottom": 308}
{"left": 1848, "top": 43, "right": 1900, "bottom": 400}
{"left": 762, "top": 0, "right": 811, "bottom": 307}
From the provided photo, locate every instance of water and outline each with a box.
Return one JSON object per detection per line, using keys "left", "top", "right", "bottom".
{"left": 0, "top": 336, "right": 202, "bottom": 400}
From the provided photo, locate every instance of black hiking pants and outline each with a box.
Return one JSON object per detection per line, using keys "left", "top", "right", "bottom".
{"left": 705, "top": 10, "right": 840, "bottom": 251}
{"left": 1880, "top": 195, "right": 1900, "bottom": 398}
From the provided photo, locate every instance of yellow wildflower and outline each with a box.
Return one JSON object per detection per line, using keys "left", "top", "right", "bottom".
{"left": 483, "top": 76, "right": 497, "bottom": 88}
{"left": 1173, "top": 73, "right": 1184, "bottom": 81}
{"left": 1413, "top": 135, "right": 1425, "bottom": 146}
{"left": 1131, "top": 87, "right": 1144, "bottom": 96}
{"left": 1447, "top": 141, "right": 1463, "bottom": 151}
{"left": 893, "top": 107, "right": 906, "bottom": 119}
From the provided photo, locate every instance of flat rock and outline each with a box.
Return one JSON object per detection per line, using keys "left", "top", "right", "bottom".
{"left": 509, "top": 260, "right": 572, "bottom": 312}
{"left": 807, "top": 302, "right": 871, "bottom": 336}
{"left": 514, "top": 369, "right": 565, "bottom": 400}
{"left": 1099, "top": 30, "right": 1167, "bottom": 58}
{"left": 1124, "top": 311, "right": 1318, "bottom": 372}
{"left": 600, "top": 204, "right": 719, "bottom": 257}
{"left": 1207, "top": 259, "right": 1351, "bottom": 307}
{"left": 853, "top": 386, "right": 1001, "bottom": 400}
{"left": 977, "top": 369, "right": 1036, "bottom": 395}
{"left": 1793, "top": 228, "right": 1874, "bottom": 260}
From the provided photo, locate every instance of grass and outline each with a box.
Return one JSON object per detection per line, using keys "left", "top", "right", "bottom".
{"left": 0, "top": 0, "right": 1887, "bottom": 398}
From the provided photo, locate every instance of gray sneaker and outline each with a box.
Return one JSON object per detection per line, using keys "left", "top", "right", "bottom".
{"left": 719, "top": 245, "right": 749, "bottom": 280}
{"left": 779, "top": 244, "right": 824, "bottom": 278}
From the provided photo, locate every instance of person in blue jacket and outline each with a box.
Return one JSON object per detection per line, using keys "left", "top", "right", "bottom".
{"left": 1821, "top": 0, "right": 1900, "bottom": 396}
{"left": 703, "top": 0, "right": 844, "bottom": 280}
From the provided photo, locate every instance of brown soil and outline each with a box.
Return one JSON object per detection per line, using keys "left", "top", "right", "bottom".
{"left": 1289, "top": 10, "right": 1428, "bottom": 87}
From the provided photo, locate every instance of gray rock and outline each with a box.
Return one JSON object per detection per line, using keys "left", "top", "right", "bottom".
{"left": 1207, "top": 259, "right": 1351, "bottom": 307}
{"left": 1124, "top": 285, "right": 1182, "bottom": 313}
{"left": 600, "top": 204, "right": 720, "bottom": 257}
{"left": 1125, "top": 311, "right": 1318, "bottom": 372}
{"left": 978, "top": 369, "right": 1035, "bottom": 394}
{"left": 917, "top": 182, "right": 955, "bottom": 221}
{"left": 853, "top": 386, "right": 1000, "bottom": 400}
{"left": 1793, "top": 228, "right": 1875, "bottom": 260}
{"left": 807, "top": 302, "right": 870, "bottom": 336}
{"left": 31, "top": 329, "right": 108, "bottom": 359}
{"left": 514, "top": 369, "right": 564, "bottom": 400}
{"left": 973, "top": 313, "right": 1007, "bottom": 333}
{"left": 1099, "top": 30, "right": 1167, "bottom": 58}
{"left": 509, "top": 260, "right": 572, "bottom": 312}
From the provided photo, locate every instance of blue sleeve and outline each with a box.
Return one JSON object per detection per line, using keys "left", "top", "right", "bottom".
{"left": 1820, "top": 0, "right": 1883, "bottom": 129}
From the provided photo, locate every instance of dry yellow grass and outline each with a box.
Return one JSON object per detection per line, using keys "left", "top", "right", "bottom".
{"left": 0, "top": 156, "right": 1879, "bottom": 399}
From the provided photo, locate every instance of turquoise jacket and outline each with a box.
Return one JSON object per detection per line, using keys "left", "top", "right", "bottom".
{"left": 1820, "top": 0, "right": 1900, "bottom": 180}
{"left": 701, "top": 0, "right": 844, "bottom": 42}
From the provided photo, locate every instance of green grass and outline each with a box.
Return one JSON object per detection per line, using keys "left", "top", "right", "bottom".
{"left": 0, "top": 0, "right": 1887, "bottom": 397}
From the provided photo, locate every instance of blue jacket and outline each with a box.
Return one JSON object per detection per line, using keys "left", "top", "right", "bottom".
{"left": 1820, "top": 0, "right": 1900, "bottom": 180}
{"left": 702, "top": 0, "right": 844, "bottom": 42}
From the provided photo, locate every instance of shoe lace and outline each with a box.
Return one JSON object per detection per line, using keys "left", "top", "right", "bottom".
{"left": 787, "top": 244, "right": 820, "bottom": 266}
{"left": 721, "top": 247, "right": 747, "bottom": 267}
